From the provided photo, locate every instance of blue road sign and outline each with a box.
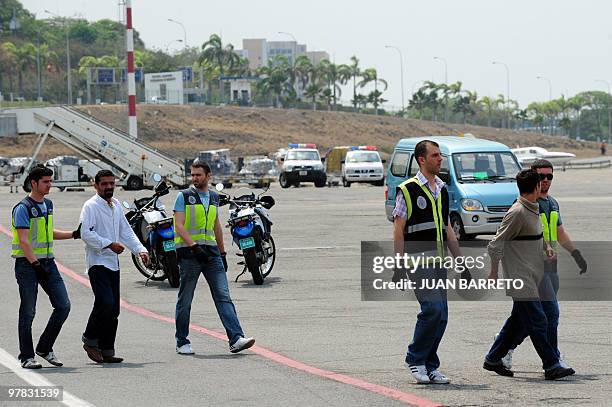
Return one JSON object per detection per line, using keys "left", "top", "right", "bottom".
{"left": 97, "top": 68, "right": 115, "bottom": 84}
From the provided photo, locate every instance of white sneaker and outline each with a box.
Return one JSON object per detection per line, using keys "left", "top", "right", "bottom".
{"left": 494, "top": 334, "right": 514, "bottom": 370}
{"left": 405, "top": 363, "right": 430, "bottom": 384}
{"left": 229, "top": 337, "right": 255, "bottom": 353}
{"left": 501, "top": 349, "right": 514, "bottom": 370}
{"left": 428, "top": 369, "right": 450, "bottom": 384}
{"left": 21, "top": 358, "right": 42, "bottom": 369}
{"left": 35, "top": 351, "right": 63, "bottom": 367}
{"left": 559, "top": 354, "right": 570, "bottom": 369}
{"left": 176, "top": 344, "right": 194, "bottom": 355}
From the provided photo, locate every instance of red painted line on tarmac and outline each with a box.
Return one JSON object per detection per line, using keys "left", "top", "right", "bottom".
{"left": 1, "top": 224, "right": 440, "bottom": 407}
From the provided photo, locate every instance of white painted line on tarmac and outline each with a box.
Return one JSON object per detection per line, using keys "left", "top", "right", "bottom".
{"left": 0, "top": 347, "right": 95, "bottom": 407}
{"left": 280, "top": 245, "right": 357, "bottom": 251}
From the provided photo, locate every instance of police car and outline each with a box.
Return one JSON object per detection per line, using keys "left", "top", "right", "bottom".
{"left": 279, "top": 144, "right": 326, "bottom": 188}
{"left": 341, "top": 146, "right": 385, "bottom": 187}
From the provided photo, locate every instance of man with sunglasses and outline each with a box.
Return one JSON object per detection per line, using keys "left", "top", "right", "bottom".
{"left": 493, "top": 159, "right": 587, "bottom": 371}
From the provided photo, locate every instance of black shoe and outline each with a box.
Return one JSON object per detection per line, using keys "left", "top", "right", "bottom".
{"left": 545, "top": 367, "right": 575, "bottom": 380}
{"left": 83, "top": 344, "right": 103, "bottom": 363}
{"left": 102, "top": 355, "right": 124, "bottom": 363}
{"left": 483, "top": 360, "right": 514, "bottom": 377}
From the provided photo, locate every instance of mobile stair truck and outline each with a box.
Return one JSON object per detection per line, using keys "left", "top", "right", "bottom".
{"left": 5, "top": 106, "right": 187, "bottom": 191}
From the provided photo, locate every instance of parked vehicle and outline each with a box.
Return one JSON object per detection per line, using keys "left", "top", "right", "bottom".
{"left": 123, "top": 174, "right": 180, "bottom": 287}
{"left": 279, "top": 143, "right": 326, "bottom": 188}
{"left": 341, "top": 146, "right": 385, "bottom": 187}
{"left": 217, "top": 184, "right": 276, "bottom": 285}
{"left": 385, "top": 136, "right": 521, "bottom": 240}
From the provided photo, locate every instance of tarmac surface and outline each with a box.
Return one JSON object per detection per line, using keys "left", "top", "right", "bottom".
{"left": 0, "top": 166, "right": 611, "bottom": 407}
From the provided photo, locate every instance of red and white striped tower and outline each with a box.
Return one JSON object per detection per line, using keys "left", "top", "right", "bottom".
{"left": 125, "top": 0, "right": 137, "bottom": 138}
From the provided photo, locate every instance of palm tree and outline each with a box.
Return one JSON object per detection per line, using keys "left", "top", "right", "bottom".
{"left": 422, "top": 81, "right": 443, "bottom": 121}
{"left": 0, "top": 42, "right": 17, "bottom": 95}
{"left": 199, "top": 34, "right": 240, "bottom": 103}
{"left": 452, "top": 90, "right": 477, "bottom": 124}
{"left": 409, "top": 88, "right": 428, "bottom": 119}
{"left": 358, "top": 68, "right": 388, "bottom": 115}
{"left": 568, "top": 94, "right": 585, "bottom": 138}
{"left": 294, "top": 55, "right": 314, "bottom": 99}
{"left": 348, "top": 56, "right": 361, "bottom": 112}
{"left": 256, "top": 56, "right": 294, "bottom": 107}
{"left": 368, "top": 90, "right": 387, "bottom": 113}
{"left": 318, "top": 60, "right": 350, "bottom": 109}
{"left": 302, "top": 61, "right": 323, "bottom": 110}
{"left": 479, "top": 96, "right": 495, "bottom": 127}
{"left": 3, "top": 42, "right": 37, "bottom": 98}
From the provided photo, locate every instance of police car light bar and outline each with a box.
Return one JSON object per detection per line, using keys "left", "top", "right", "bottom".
{"left": 288, "top": 143, "right": 317, "bottom": 149}
{"left": 349, "top": 145, "right": 377, "bottom": 151}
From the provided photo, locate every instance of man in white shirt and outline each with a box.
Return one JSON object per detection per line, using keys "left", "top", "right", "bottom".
{"left": 79, "top": 170, "right": 149, "bottom": 363}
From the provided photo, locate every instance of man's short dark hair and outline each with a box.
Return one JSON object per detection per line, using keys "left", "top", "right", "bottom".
{"left": 516, "top": 169, "right": 540, "bottom": 194}
{"left": 531, "top": 159, "right": 554, "bottom": 172}
{"left": 414, "top": 140, "right": 439, "bottom": 165}
{"left": 94, "top": 169, "right": 115, "bottom": 184}
{"left": 191, "top": 160, "right": 211, "bottom": 174}
{"left": 28, "top": 164, "right": 53, "bottom": 184}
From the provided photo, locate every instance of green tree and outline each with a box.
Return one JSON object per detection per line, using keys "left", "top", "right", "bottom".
{"left": 479, "top": 96, "right": 495, "bottom": 127}
{"left": 256, "top": 56, "right": 294, "bottom": 107}
{"left": 358, "top": 68, "right": 387, "bottom": 115}
{"left": 199, "top": 34, "right": 240, "bottom": 103}
{"left": 348, "top": 56, "right": 361, "bottom": 111}
{"left": 3, "top": 41, "right": 37, "bottom": 98}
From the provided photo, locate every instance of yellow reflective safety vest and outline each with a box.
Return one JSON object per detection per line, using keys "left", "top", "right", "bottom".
{"left": 174, "top": 188, "right": 219, "bottom": 248}
{"left": 397, "top": 176, "right": 448, "bottom": 258}
{"left": 11, "top": 197, "right": 54, "bottom": 259}
{"left": 539, "top": 197, "right": 560, "bottom": 252}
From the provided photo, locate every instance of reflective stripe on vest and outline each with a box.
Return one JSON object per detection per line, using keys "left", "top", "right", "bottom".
{"left": 540, "top": 210, "right": 559, "bottom": 252}
{"left": 398, "top": 177, "right": 445, "bottom": 257}
{"left": 174, "top": 190, "right": 218, "bottom": 248}
{"left": 11, "top": 201, "right": 54, "bottom": 259}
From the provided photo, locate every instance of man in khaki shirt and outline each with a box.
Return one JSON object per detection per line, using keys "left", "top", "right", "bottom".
{"left": 483, "top": 169, "right": 575, "bottom": 381}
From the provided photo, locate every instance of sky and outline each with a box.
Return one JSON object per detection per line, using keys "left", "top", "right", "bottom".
{"left": 22, "top": 0, "right": 612, "bottom": 109}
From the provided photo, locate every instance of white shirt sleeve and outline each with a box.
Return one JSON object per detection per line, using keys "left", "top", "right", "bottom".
{"left": 80, "top": 201, "right": 113, "bottom": 250}
{"left": 118, "top": 208, "right": 146, "bottom": 254}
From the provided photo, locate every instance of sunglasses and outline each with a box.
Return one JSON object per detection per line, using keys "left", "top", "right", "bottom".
{"left": 539, "top": 174, "right": 554, "bottom": 181}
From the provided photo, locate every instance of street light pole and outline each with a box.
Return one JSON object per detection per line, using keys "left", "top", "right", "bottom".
{"left": 492, "top": 61, "right": 510, "bottom": 128}
{"left": 537, "top": 76, "right": 553, "bottom": 134}
{"left": 45, "top": 10, "right": 72, "bottom": 104}
{"left": 168, "top": 19, "right": 187, "bottom": 48}
{"left": 595, "top": 79, "right": 612, "bottom": 144}
{"left": 433, "top": 56, "right": 448, "bottom": 122}
{"left": 385, "top": 45, "right": 405, "bottom": 114}
{"left": 164, "top": 39, "right": 183, "bottom": 53}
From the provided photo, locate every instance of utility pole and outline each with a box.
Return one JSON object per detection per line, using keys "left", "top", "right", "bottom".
{"left": 537, "top": 76, "right": 553, "bottom": 134}
{"left": 434, "top": 56, "right": 448, "bottom": 122}
{"left": 385, "top": 45, "right": 405, "bottom": 114}
{"left": 492, "top": 61, "right": 510, "bottom": 128}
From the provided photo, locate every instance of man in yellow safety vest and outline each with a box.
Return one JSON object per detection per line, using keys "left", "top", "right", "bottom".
{"left": 11, "top": 165, "right": 80, "bottom": 369}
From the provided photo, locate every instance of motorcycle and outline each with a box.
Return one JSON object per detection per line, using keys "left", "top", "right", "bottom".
{"left": 122, "top": 174, "right": 180, "bottom": 287}
{"left": 216, "top": 184, "right": 276, "bottom": 285}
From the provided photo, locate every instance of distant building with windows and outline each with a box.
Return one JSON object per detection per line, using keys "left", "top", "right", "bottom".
{"left": 240, "top": 38, "right": 329, "bottom": 70}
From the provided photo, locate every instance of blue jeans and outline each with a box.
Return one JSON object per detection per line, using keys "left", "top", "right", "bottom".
{"left": 82, "top": 266, "right": 121, "bottom": 356}
{"left": 509, "top": 271, "right": 560, "bottom": 356}
{"left": 15, "top": 258, "right": 71, "bottom": 362}
{"left": 406, "top": 267, "right": 448, "bottom": 371}
{"left": 486, "top": 299, "right": 560, "bottom": 371}
{"left": 175, "top": 252, "right": 244, "bottom": 347}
